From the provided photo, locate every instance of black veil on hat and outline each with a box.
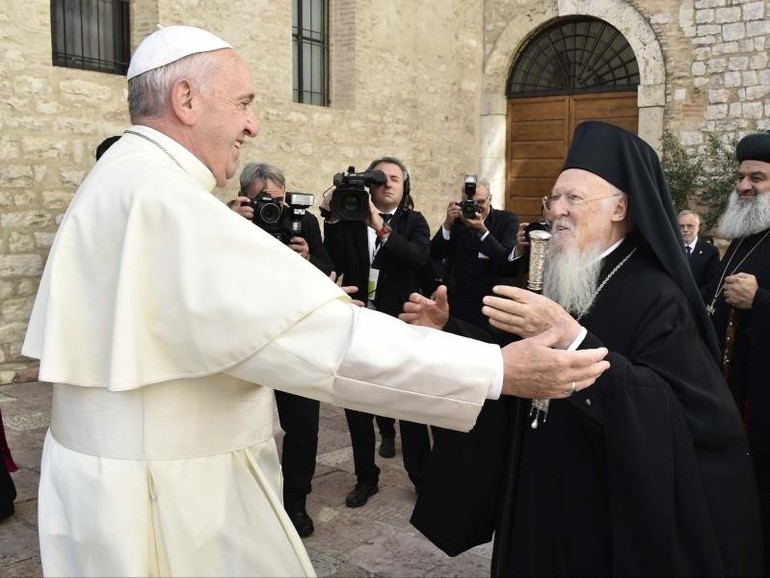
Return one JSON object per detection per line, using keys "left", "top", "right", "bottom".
{"left": 562, "top": 121, "right": 720, "bottom": 362}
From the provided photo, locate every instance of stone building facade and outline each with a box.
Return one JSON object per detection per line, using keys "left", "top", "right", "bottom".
{"left": 0, "top": 0, "right": 767, "bottom": 381}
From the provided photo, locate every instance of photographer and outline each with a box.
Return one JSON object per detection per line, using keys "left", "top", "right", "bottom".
{"left": 231, "top": 163, "right": 333, "bottom": 274}
{"left": 230, "top": 162, "right": 333, "bottom": 538}
{"left": 430, "top": 178, "right": 519, "bottom": 328}
{"left": 321, "top": 156, "right": 432, "bottom": 508}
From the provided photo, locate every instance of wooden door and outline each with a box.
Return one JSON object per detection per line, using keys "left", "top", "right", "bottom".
{"left": 505, "top": 91, "right": 638, "bottom": 223}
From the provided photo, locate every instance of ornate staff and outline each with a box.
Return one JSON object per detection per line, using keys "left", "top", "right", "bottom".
{"left": 527, "top": 229, "right": 552, "bottom": 428}
{"left": 491, "top": 227, "right": 551, "bottom": 576}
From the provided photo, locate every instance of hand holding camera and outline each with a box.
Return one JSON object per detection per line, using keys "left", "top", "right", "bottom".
{"left": 288, "top": 236, "right": 310, "bottom": 260}
{"left": 456, "top": 174, "right": 488, "bottom": 236}
{"left": 229, "top": 195, "right": 255, "bottom": 221}
{"left": 458, "top": 174, "right": 480, "bottom": 221}
{"left": 443, "top": 201, "right": 462, "bottom": 229}
{"left": 232, "top": 190, "right": 315, "bottom": 246}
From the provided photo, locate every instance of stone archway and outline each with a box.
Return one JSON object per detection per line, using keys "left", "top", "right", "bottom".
{"left": 479, "top": 0, "right": 666, "bottom": 210}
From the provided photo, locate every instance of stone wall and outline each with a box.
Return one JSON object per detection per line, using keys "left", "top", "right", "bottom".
{"left": 2, "top": 0, "right": 768, "bottom": 381}
{"left": 0, "top": 0, "right": 484, "bottom": 380}
{"left": 483, "top": 0, "right": 768, "bottom": 143}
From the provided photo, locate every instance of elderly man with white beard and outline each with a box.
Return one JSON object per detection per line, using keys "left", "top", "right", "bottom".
{"left": 404, "top": 121, "right": 762, "bottom": 577}
{"left": 706, "top": 131, "right": 770, "bottom": 574}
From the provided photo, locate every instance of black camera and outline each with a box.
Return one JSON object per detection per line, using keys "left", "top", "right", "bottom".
{"left": 250, "top": 192, "right": 290, "bottom": 243}
{"left": 251, "top": 191, "right": 315, "bottom": 244}
{"left": 330, "top": 166, "right": 387, "bottom": 221}
{"left": 284, "top": 192, "right": 315, "bottom": 239}
{"left": 250, "top": 192, "right": 282, "bottom": 225}
{"left": 458, "top": 173, "right": 480, "bottom": 219}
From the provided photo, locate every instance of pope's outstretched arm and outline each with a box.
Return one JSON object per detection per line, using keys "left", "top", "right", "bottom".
{"left": 228, "top": 290, "right": 609, "bottom": 433}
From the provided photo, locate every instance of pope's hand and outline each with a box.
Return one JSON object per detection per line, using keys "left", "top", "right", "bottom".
{"left": 500, "top": 323, "right": 610, "bottom": 398}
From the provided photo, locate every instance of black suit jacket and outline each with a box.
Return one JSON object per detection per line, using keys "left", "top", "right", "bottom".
{"left": 296, "top": 212, "right": 334, "bottom": 275}
{"left": 430, "top": 208, "right": 519, "bottom": 325}
{"left": 324, "top": 208, "right": 430, "bottom": 317}
{"left": 688, "top": 237, "right": 719, "bottom": 297}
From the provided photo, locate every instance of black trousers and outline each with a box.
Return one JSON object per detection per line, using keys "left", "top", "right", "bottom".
{"left": 275, "top": 390, "right": 320, "bottom": 510}
{"left": 345, "top": 408, "right": 431, "bottom": 489}
{"left": 376, "top": 415, "right": 396, "bottom": 439}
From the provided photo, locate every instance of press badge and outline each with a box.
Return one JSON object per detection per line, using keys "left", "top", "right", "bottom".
{"left": 367, "top": 267, "right": 380, "bottom": 308}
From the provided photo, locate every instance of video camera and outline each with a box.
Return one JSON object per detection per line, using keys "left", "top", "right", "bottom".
{"left": 330, "top": 166, "right": 387, "bottom": 221}
{"left": 250, "top": 191, "right": 315, "bottom": 244}
{"left": 458, "top": 173, "right": 480, "bottom": 219}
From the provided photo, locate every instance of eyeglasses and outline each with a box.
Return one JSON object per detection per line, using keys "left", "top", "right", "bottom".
{"left": 542, "top": 193, "right": 620, "bottom": 212}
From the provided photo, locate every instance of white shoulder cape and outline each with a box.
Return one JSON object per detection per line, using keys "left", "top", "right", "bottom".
{"left": 23, "top": 126, "right": 344, "bottom": 390}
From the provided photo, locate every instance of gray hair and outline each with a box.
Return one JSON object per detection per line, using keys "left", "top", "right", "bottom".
{"left": 239, "top": 162, "right": 286, "bottom": 194}
{"left": 678, "top": 209, "right": 701, "bottom": 224}
{"left": 477, "top": 178, "right": 492, "bottom": 197}
{"left": 127, "top": 51, "right": 224, "bottom": 121}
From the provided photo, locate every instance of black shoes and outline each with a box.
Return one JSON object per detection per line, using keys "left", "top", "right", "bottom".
{"left": 345, "top": 481, "right": 379, "bottom": 508}
{"left": 379, "top": 437, "right": 395, "bottom": 458}
{"left": 286, "top": 507, "right": 314, "bottom": 538}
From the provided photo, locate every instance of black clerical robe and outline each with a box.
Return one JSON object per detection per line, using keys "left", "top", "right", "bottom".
{"left": 709, "top": 229, "right": 770, "bottom": 458}
{"left": 708, "top": 229, "right": 770, "bottom": 573}
{"left": 412, "top": 238, "right": 762, "bottom": 576}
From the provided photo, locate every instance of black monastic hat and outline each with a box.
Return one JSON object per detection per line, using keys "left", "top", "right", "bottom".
{"left": 562, "top": 121, "right": 720, "bottom": 362}
{"left": 736, "top": 132, "right": 770, "bottom": 163}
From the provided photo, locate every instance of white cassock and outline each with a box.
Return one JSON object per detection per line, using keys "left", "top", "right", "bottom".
{"left": 22, "top": 126, "right": 503, "bottom": 577}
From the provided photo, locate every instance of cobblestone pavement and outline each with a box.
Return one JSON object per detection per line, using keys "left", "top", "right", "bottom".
{"left": 0, "top": 381, "right": 492, "bottom": 577}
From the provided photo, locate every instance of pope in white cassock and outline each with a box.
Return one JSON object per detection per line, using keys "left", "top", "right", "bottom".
{"left": 22, "top": 26, "right": 610, "bottom": 577}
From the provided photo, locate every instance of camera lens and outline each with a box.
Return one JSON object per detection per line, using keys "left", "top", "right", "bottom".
{"left": 260, "top": 203, "right": 282, "bottom": 224}
{"left": 339, "top": 192, "right": 363, "bottom": 217}
{"left": 461, "top": 200, "right": 477, "bottom": 219}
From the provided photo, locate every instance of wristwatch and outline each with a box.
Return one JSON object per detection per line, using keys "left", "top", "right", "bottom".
{"left": 376, "top": 222, "right": 391, "bottom": 239}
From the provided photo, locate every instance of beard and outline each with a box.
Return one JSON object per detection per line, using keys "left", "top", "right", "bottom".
{"left": 719, "top": 190, "right": 770, "bottom": 239}
{"left": 542, "top": 238, "right": 605, "bottom": 318}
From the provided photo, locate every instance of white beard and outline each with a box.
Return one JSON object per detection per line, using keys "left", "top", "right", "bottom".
{"left": 542, "top": 241, "right": 605, "bottom": 317}
{"left": 719, "top": 191, "right": 770, "bottom": 239}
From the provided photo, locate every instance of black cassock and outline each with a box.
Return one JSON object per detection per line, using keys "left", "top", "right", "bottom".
{"left": 708, "top": 229, "right": 770, "bottom": 572}
{"left": 412, "top": 238, "right": 762, "bottom": 576}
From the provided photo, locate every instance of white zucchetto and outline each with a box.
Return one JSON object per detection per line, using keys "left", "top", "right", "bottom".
{"left": 126, "top": 25, "right": 232, "bottom": 80}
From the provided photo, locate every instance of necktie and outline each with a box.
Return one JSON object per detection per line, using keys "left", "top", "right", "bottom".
{"left": 685, "top": 245, "right": 692, "bottom": 257}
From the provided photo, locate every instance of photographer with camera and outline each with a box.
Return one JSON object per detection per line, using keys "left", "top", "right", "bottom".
{"left": 320, "top": 156, "right": 432, "bottom": 508}
{"left": 230, "top": 162, "right": 333, "bottom": 538}
{"left": 430, "top": 177, "right": 519, "bottom": 328}
{"left": 231, "top": 163, "right": 333, "bottom": 275}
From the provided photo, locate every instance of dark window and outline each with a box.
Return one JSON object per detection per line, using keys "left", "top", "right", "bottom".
{"left": 507, "top": 17, "right": 639, "bottom": 98}
{"left": 293, "top": 0, "right": 329, "bottom": 106}
{"left": 51, "top": 0, "right": 130, "bottom": 75}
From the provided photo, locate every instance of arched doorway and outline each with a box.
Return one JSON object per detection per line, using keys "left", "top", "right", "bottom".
{"left": 505, "top": 17, "right": 640, "bottom": 223}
